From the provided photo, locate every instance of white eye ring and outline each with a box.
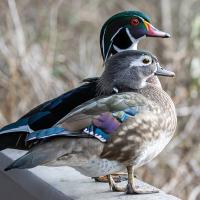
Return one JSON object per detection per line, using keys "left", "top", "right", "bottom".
{"left": 129, "top": 55, "right": 152, "bottom": 68}
{"left": 141, "top": 55, "right": 152, "bottom": 65}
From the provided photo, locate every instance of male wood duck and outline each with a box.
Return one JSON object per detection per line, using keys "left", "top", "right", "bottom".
{"left": 5, "top": 50, "right": 177, "bottom": 194}
{"left": 0, "top": 11, "right": 170, "bottom": 151}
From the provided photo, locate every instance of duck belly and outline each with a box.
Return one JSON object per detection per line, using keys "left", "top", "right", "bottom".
{"left": 46, "top": 156, "right": 125, "bottom": 177}
{"left": 73, "top": 157, "right": 125, "bottom": 177}
{"left": 133, "top": 133, "right": 172, "bottom": 168}
{"left": 42, "top": 138, "right": 125, "bottom": 177}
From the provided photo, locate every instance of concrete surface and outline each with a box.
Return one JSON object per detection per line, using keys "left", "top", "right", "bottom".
{"left": 0, "top": 149, "right": 181, "bottom": 200}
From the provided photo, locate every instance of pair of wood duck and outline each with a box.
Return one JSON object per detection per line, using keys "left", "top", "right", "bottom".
{"left": 0, "top": 11, "right": 177, "bottom": 194}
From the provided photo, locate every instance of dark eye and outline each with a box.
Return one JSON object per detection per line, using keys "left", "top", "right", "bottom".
{"left": 130, "top": 18, "right": 139, "bottom": 26}
{"left": 142, "top": 58, "right": 150, "bottom": 64}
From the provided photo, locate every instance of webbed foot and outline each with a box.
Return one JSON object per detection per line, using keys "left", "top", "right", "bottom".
{"left": 126, "top": 166, "right": 159, "bottom": 195}
{"left": 126, "top": 182, "right": 159, "bottom": 194}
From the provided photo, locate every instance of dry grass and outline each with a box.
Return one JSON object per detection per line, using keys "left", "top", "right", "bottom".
{"left": 0, "top": 0, "right": 200, "bottom": 199}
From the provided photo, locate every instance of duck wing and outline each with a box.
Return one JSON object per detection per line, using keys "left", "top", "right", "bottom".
{"left": 58, "top": 92, "right": 152, "bottom": 131}
{"left": 5, "top": 92, "right": 158, "bottom": 171}
{"left": 0, "top": 80, "right": 98, "bottom": 150}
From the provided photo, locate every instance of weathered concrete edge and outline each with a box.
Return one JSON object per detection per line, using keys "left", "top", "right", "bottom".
{"left": 0, "top": 152, "right": 72, "bottom": 200}
{"left": 0, "top": 149, "right": 181, "bottom": 200}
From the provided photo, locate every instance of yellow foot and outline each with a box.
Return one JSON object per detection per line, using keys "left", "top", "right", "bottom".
{"left": 126, "top": 183, "right": 159, "bottom": 194}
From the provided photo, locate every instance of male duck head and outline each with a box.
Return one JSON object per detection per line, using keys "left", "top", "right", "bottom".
{"left": 100, "top": 11, "right": 170, "bottom": 61}
{"left": 99, "top": 50, "right": 175, "bottom": 94}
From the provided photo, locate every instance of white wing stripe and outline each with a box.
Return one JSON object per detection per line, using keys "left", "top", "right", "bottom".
{"left": 0, "top": 125, "right": 33, "bottom": 134}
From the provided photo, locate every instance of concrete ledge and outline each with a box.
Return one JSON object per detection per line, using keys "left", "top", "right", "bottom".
{"left": 0, "top": 149, "right": 181, "bottom": 200}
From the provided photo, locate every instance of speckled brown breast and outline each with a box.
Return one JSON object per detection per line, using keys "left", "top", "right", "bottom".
{"left": 100, "top": 84, "right": 177, "bottom": 166}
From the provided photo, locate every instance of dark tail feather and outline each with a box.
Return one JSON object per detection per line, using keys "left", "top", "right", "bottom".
{"left": 4, "top": 153, "right": 33, "bottom": 171}
{"left": 4, "top": 151, "right": 42, "bottom": 171}
{"left": 4, "top": 142, "right": 61, "bottom": 171}
{"left": 4, "top": 165, "right": 14, "bottom": 171}
{"left": 0, "top": 133, "right": 27, "bottom": 151}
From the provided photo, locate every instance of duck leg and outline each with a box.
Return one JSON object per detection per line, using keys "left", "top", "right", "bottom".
{"left": 107, "top": 175, "right": 126, "bottom": 192}
{"left": 126, "top": 166, "right": 159, "bottom": 194}
{"left": 93, "top": 172, "right": 127, "bottom": 183}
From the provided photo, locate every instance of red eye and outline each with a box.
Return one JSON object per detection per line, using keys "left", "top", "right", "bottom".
{"left": 130, "top": 18, "right": 139, "bottom": 26}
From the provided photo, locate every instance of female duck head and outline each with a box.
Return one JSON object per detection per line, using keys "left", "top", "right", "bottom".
{"left": 98, "top": 50, "right": 175, "bottom": 94}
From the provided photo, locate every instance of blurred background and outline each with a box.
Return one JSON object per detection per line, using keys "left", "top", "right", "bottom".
{"left": 0, "top": 0, "right": 199, "bottom": 199}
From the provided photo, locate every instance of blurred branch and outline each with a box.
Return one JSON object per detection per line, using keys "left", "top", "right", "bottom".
{"left": 7, "top": 0, "right": 26, "bottom": 57}
{"left": 188, "top": 185, "right": 200, "bottom": 200}
{"left": 0, "top": 37, "right": 15, "bottom": 86}
{"left": 0, "top": 112, "right": 7, "bottom": 125}
{"left": 178, "top": 0, "right": 198, "bottom": 51}
{"left": 176, "top": 106, "right": 200, "bottom": 116}
{"left": 0, "top": 37, "right": 12, "bottom": 59}
{"left": 47, "top": 0, "right": 63, "bottom": 67}
{"left": 189, "top": 160, "right": 200, "bottom": 177}
{"left": 160, "top": 0, "right": 172, "bottom": 34}
{"left": 168, "top": 107, "right": 200, "bottom": 151}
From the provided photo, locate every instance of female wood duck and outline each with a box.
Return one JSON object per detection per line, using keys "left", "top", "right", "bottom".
{"left": 0, "top": 10, "right": 170, "bottom": 151}
{"left": 5, "top": 50, "right": 177, "bottom": 194}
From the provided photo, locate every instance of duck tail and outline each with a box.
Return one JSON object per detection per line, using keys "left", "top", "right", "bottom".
{"left": 4, "top": 151, "right": 38, "bottom": 171}
{"left": 4, "top": 137, "right": 70, "bottom": 171}
{"left": 4, "top": 145, "right": 52, "bottom": 171}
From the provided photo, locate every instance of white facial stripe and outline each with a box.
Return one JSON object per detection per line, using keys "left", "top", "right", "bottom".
{"left": 111, "top": 27, "right": 123, "bottom": 41}
{"left": 101, "top": 26, "right": 107, "bottom": 58}
{"left": 103, "top": 16, "right": 147, "bottom": 58}
{"left": 137, "top": 16, "right": 145, "bottom": 22}
{"left": 104, "top": 17, "right": 150, "bottom": 59}
{"left": 113, "top": 27, "right": 141, "bottom": 53}
{"left": 104, "top": 27, "right": 124, "bottom": 60}
{"left": 126, "top": 28, "right": 136, "bottom": 43}
{"left": 129, "top": 55, "right": 152, "bottom": 68}
{"left": 113, "top": 40, "right": 138, "bottom": 52}
{"left": 105, "top": 42, "right": 113, "bottom": 61}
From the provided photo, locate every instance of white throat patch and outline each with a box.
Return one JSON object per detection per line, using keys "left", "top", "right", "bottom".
{"left": 113, "top": 28, "right": 139, "bottom": 52}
